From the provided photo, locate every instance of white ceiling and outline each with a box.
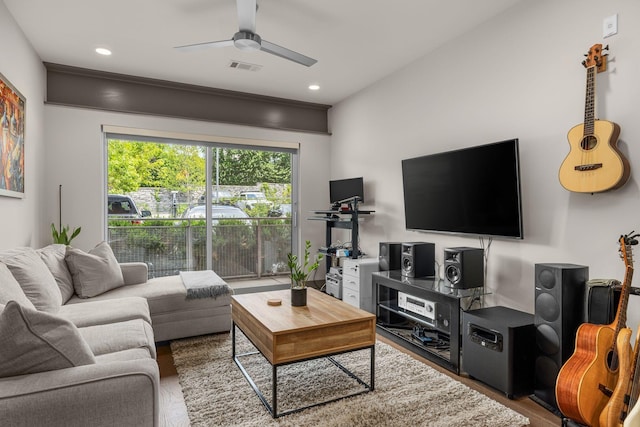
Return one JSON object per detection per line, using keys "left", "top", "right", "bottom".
{"left": 5, "top": 0, "right": 522, "bottom": 105}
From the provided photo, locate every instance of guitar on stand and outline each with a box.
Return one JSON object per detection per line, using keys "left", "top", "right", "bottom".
{"left": 556, "top": 232, "right": 637, "bottom": 426}
{"left": 600, "top": 327, "right": 634, "bottom": 426}
{"left": 558, "top": 44, "right": 630, "bottom": 193}
{"left": 625, "top": 368, "right": 640, "bottom": 427}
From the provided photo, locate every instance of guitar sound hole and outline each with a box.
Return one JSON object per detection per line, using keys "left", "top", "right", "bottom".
{"left": 581, "top": 135, "right": 598, "bottom": 150}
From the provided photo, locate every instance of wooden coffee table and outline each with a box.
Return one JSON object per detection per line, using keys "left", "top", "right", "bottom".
{"left": 231, "top": 287, "right": 376, "bottom": 418}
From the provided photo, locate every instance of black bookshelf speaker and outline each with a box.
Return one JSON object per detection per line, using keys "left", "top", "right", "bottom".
{"left": 533, "top": 263, "right": 588, "bottom": 410}
{"left": 401, "top": 242, "right": 435, "bottom": 278}
{"left": 379, "top": 242, "right": 402, "bottom": 271}
{"left": 444, "top": 247, "right": 484, "bottom": 289}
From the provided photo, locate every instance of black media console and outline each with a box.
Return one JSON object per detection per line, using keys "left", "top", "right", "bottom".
{"left": 373, "top": 271, "right": 483, "bottom": 374}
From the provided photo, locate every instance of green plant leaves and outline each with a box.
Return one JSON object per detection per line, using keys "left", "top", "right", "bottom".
{"left": 51, "top": 223, "right": 81, "bottom": 245}
{"left": 287, "top": 240, "right": 323, "bottom": 288}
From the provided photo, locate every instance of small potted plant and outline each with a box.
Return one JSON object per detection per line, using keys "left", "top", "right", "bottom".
{"left": 287, "top": 240, "right": 323, "bottom": 306}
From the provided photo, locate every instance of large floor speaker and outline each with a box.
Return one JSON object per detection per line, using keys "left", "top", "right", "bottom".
{"left": 401, "top": 242, "right": 435, "bottom": 278}
{"left": 533, "top": 263, "right": 588, "bottom": 410}
{"left": 379, "top": 242, "right": 402, "bottom": 271}
{"left": 444, "top": 247, "right": 484, "bottom": 289}
{"left": 462, "top": 306, "right": 535, "bottom": 398}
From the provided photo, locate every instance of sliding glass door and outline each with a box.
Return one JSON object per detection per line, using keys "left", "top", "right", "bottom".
{"left": 105, "top": 132, "right": 295, "bottom": 279}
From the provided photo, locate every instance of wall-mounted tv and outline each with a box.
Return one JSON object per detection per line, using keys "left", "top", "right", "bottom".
{"left": 330, "top": 177, "right": 364, "bottom": 204}
{"left": 401, "top": 139, "right": 523, "bottom": 239}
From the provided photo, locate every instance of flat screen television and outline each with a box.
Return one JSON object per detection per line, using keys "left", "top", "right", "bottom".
{"left": 401, "top": 139, "right": 523, "bottom": 239}
{"left": 330, "top": 177, "right": 364, "bottom": 204}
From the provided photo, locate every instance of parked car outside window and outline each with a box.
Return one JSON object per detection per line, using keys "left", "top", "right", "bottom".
{"left": 236, "top": 191, "right": 273, "bottom": 211}
{"left": 198, "top": 190, "right": 234, "bottom": 205}
{"left": 108, "top": 194, "right": 151, "bottom": 222}
{"left": 182, "top": 204, "right": 252, "bottom": 225}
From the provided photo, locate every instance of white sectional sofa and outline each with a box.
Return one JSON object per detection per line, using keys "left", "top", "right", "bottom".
{"left": 0, "top": 243, "right": 232, "bottom": 427}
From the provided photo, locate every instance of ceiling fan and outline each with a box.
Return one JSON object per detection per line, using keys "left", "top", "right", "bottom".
{"left": 175, "top": 0, "right": 317, "bottom": 67}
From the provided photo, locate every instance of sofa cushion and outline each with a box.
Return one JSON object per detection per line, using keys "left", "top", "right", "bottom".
{"left": 0, "top": 247, "right": 63, "bottom": 312}
{"left": 79, "top": 319, "right": 156, "bottom": 359}
{"left": 0, "top": 262, "right": 36, "bottom": 310}
{"left": 68, "top": 274, "right": 232, "bottom": 341}
{"left": 37, "top": 244, "right": 75, "bottom": 303}
{"left": 0, "top": 301, "right": 96, "bottom": 378}
{"left": 65, "top": 242, "right": 125, "bottom": 298}
{"left": 94, "top": 348, "right": 156, "bottom": 363}
{"left": 58, "top": 297, "right": 152, "bottom": 328}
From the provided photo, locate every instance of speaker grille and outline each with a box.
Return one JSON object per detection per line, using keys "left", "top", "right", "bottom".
{"left": 445, "top": 265, "right": 461, "bottom": 284}
{"left": 533, "top": 263, "right": 588, "bottom": 409}
{"left": 535, "top": 293, "right": 560, "bottom": 322}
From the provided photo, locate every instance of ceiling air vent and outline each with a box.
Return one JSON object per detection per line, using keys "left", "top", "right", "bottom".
{"left": 228, "top": 60, "right": 262, "bottom": 72}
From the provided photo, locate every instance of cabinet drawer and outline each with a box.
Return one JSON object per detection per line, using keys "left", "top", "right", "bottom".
{"left": 342, "top": 276, "right": 359, "bottom": 292}
{"left": 342, "top": 261, "right": 360, "bottom": 277}
{"left": 342, "top": 287, "right": 360, "bottom": 308}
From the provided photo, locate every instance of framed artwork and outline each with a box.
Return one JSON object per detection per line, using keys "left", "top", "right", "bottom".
{"left": 0, "top": 72, "right": 25, "bottom": 198}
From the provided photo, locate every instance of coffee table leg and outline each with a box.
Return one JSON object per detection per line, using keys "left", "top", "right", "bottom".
{"left": 231, "top": 322, "right": 236, "bottom": 359}
{"left": 370, "top": 345, "right": 375, "bottom": 391}
{"left": 272, "top": 365, "right": 278, "bottom": 417}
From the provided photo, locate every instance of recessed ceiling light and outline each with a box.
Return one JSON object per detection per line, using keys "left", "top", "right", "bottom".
{"left": 308, "top": 84, "right": 320, "bottom": 91}
{"left": 95, "top": 47, "right": 112, "bottom": 56}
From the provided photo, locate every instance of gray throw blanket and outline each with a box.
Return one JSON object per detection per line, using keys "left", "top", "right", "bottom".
{"left": 179, "top": 270, "right": 231, "bottom": 300}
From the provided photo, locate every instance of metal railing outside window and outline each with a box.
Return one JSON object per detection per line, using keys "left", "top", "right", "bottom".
{"left": 108, "top": 217, "right": 291, "bottom": 279}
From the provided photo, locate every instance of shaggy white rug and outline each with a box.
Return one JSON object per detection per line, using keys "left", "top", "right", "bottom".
{"left": 170, "top": 333, "right": 530, "bottom": 427}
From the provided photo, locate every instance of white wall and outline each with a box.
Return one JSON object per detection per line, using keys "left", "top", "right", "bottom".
{"left": 0, "top": 0, "right": 46, "bottom": 249}
{"left": 43, "top": 106, "right": 330, "bottom": 254}
{"left": 329, "top": 0, "right": 640, "bottom": 325}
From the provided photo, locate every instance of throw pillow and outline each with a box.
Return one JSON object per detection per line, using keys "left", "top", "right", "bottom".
{"left": 37, "top": 244, "right": 75, "bottom": 303}
{"left": 0, "top": 301, "right": 95, "bottom": 378}
{"left": 0, "top": 247, "right": 63, "bottom": 312}
{"left": 0, "top": 262, "right": 36, "bottom": 310}
{"left": 65, "top": 242, "right": 125, "bottom": 298}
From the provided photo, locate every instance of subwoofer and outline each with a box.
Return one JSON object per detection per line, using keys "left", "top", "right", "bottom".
{"left": 444, "top": 247, "right": 484, "bottom": 289}
{"left": 462, "top": 306, "right": 535, "bottom": 398}
{"left": 400, "top": 242, "right": 435, "bottom": 278}
{"left": 379, "top": 242, "right": 402, "bottom": 271}
{"left": 533, "top": 263, "right": 588, "bottom": 410}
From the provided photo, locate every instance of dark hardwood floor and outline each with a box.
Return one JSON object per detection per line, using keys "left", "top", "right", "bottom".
{"left": 157, "top": 334, "right": 561, "bottom": 426}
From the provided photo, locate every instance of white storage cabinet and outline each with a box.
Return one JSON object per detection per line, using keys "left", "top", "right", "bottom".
{"left": 341, "top": 258, "right": 378, "bottom": 313}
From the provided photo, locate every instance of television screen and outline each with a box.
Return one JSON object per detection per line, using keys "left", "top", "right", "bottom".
{"left": 401, "top": 139, "right": 523, "bottom": 239}
{"left": 330, "top": 177, "right": 364, "bottom": 204}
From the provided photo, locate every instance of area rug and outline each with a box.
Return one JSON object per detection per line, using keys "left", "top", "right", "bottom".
{"left": 170, "top": 333, "right": 530, "bottom": 427}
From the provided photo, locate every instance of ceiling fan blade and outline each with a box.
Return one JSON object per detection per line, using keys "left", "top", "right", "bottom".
{"left": 260, "top": 39, "right": 317, "bottom": 67}
{"left": 174, "top": 39, "right": 234, "bottom": 52}
{"left": 237, "top": 0, "right": 257, "bottom": 33}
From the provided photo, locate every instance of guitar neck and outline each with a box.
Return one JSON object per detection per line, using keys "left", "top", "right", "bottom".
{"left": 612, "top": 265, "right": 633, "bottom": 337}
{"left": 583, "top": 65, "right": 596, "bottom": 136}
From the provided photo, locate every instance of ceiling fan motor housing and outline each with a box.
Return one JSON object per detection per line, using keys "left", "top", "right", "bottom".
{"left": 233, "top": 31, "right": 261, "bottom": 51}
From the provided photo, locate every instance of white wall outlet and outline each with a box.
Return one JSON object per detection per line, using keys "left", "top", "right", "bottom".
{"left": 603, "top": 14, "right": 618, "bottom": 38}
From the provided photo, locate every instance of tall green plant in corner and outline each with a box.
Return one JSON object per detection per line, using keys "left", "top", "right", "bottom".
{"left": 287, "top": 240, "right": 323, "bottom": 289}
{"left": 51, "top": 184, "right": 81, "bottom": 245}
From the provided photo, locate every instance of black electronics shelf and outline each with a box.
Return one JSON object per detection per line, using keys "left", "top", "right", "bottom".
{"left": 373, "top": 271, "right": 485, "bottom": 375}
{"left": 308, "top": 197, "right": 374, "bottom": 272}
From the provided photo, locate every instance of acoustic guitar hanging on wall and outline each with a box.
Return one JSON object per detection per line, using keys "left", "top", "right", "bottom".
{"left": 558, "top": 44, "right": 630, "bottom": 193}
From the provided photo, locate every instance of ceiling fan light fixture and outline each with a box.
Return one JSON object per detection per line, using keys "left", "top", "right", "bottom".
{"left": 233, "top": 31, "right": 261, "bottom": 51}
